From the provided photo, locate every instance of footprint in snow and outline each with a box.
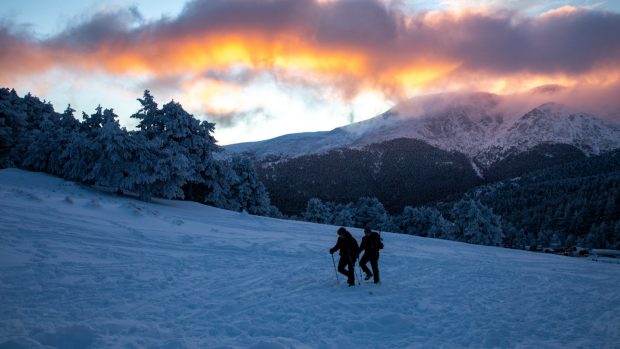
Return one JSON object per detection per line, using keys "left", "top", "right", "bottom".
{"left": 170, "top": 218, "right": 184, "bottom": 226}
{"left": 85, "top": 198, "right": 101, "bottom": 209}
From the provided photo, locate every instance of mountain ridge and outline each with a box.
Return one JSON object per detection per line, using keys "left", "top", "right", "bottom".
{"left": 224, "top": 91, "right": 620, "bottom": 215}
{"left": 224, "top": 92, "right": 620, "bottom": 169}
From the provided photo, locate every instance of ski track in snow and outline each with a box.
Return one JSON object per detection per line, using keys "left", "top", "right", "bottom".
{"left": 1, "top": 169, "right": 619, "bottom": 348}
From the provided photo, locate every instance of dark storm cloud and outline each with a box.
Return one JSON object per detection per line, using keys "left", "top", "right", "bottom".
{"left": 432, "top": 8, "right": 620, "bottom": 74}
{"left": 138, "top": 0, "right": 402, "bottom": 54}
{"left": 46, "top": 7, "right": 143, "bottom": 51}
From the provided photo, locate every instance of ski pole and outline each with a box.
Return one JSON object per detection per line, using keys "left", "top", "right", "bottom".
{"left": 331, "top": 254, "right": 339, "bottom": 285}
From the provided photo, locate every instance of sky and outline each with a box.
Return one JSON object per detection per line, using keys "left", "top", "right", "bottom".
{"left": 1, "top": 0, "right": 620, "bottom": 145}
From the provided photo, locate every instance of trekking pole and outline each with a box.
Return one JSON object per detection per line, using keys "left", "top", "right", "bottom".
{"left": 349, "top": 255, "right": 362, "bottom": 285}
{"left": 355, "top": 259, "right": 362, "bottom": 285}
{"left": 331, "top": 254, "right": 339, "bottom": 285}
{"left": 356, "top": 259, "right": 362, "bottom": 285}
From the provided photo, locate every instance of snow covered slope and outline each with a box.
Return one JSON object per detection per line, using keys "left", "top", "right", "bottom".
{"left": 1, "top": 169, "right": 620, "bottom": 348}
{"left": 224, "top": 92, "right": 505, "bottom": 160}
{"left": 222, "top": 128, "right": 355, "bottom": 161}
{"left": 224, "top": 92, "right": 620, "bottom": 167}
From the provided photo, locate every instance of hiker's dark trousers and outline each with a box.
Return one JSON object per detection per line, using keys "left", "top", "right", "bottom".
{"left": 338, "top": 256, "right": 355, "bottom": 285}
{"left": 360, "top": 253, "right": 380, "bottom": 283}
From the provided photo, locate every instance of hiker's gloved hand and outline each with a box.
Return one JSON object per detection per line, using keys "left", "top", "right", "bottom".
{"left": 329, "top": 248, "right": 335, "bottom": 254}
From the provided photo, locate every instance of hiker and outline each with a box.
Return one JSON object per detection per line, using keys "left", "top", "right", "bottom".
{"left": 330, "top": 227, "right": 359, "bottom": 286}
{"left": 359, "top": 227, "right": 383, "bottom": 284}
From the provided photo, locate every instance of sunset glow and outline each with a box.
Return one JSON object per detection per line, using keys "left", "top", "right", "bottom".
{"left": 1, "top": 0, "right": 619, "bottom": 144}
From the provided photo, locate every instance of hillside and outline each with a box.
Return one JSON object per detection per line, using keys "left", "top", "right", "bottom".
{"left": 1, "top": 169, "right": 620, "bottom": 348}
{"left": 448, "top": 150, "right": 620, "bottom": 249}
{"left": 259, "top": 138, "right": 482, "bottom": 215}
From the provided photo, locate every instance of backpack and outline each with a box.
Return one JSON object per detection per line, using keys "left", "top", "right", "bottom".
{"left": 368, "top": 232, "right": 384, "bottom": 252}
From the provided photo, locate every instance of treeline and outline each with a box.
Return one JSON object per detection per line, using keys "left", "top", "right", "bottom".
{"left": 3, "top": 87, "right": 618, "bottom": 250}
{"left": 302, "top": 196, "right": 505, "bottom": 246}
{"left": 302, "top": 151, "right": 620, "bottom": 250}
{"left": 470, "top": 150, "right": 620, "bottom": 249}
{"left": 0, "top": 88, "right": 280, "bottom": 216}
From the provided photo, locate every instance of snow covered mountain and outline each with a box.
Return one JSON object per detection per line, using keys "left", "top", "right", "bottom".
{"left": 224, "top": 92, "right": 620, "bottom": 168}
{"left": 224, "top": 92, "right": 506, "bottom": 160}
{"left": 476, "top": 102, "right": 620, "bottom": 167}
{"left": 224, "top": 91, "right": 620, "bottom": 214}
{"left": 2, "top": 168, "right": 620, "bottom": 348}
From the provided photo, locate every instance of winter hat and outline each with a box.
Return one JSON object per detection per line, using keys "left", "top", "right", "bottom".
{"left": 337, "top": 227, "right": 347, "bottom": 235}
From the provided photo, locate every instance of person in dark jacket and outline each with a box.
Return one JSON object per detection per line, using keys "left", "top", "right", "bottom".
{"left": 359, "top": 227, "right": 383, "bottom": 284}
{"left": 330, "top": 227, "right": 359, "bottom": 286}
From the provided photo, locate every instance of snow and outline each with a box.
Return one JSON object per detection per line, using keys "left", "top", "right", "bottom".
{"left": 477, "top": 102, "right": 620, "bottom": 166}
{"left": 223, "top": 129, "right": 356, "bottom": 161}
{"left": 222, "top": 92, "right": 620, "bottom": 168}
{"left": 1, "top": 168, "right": 620, "bottom": 348}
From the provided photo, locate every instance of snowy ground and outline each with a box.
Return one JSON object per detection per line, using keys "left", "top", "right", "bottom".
{"left": 1, "top": 169, "right": 619, "bottom": 349}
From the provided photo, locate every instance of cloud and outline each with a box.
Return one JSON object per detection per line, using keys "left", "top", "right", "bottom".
{"left": 206, "top": 108, "right": 269, "bottom": 128}
{"left": 1, "top": 0, "right": 620, "bottom": 100}
{"left": 0, "top": 25, "right": 51, "bottom": 82}
{"left": 542, "top": 81, "right": 620, "bottom": 120}
{"left": 47, "top": 7, "right": 143, "bottom": 52}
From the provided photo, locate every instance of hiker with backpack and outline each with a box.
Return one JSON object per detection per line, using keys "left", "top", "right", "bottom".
{"left": 359, "top": 227, "right": 383, "bottom": 284}
{"left": 329, "top": 227, "right": 359, "bottom": 286}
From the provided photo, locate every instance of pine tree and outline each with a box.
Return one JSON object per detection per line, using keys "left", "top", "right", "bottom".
{"left": 5, "top": 91, "right": 54, "bottom": 167}
{"left": 87, "top": 114, "right": 139, "bottom": 191}
{"left": 203, "top": 160, "right": 240, "bottom": 211}
{"left": 399, "top": 206, "right": 432, "bottom": 236}
{"left": 228, "top": 155, "right": 272, "bottom": 215}
{"left": 158, "top": 100, "right": 218, "bottom": 181}
{"left": 131, "top": 90, "right": 159, "bottom": 139}
{"left": 304, "top": 198, "right": 331, "bottom": 223}
{"left": 354, "top": 197, "right": 395, "bottom": 231}
{"left": 398, "top": 206, "right": 457, "bottom": 239}
{"left": 126, "top": 133, "right": 172, "bottom": 201}
{"left": 130, "top": 91, "right": 220, "bottom": 200}
{"left": 60, "top": 106, "right": 111, "bottom": 183}
{"left": 48, "top": 106, "right": 81, "bottom": 176}
{"left": 450, "top": 198, "right": 503, "bottom": 246}
{"left": 613, "top": 221, "right": 620, "bottom": 249}
{"left": 21, "top": 111, "right": 61, "bottom": 172}
{"left": 0, "top": 88, "right": 18, "bottom": 167}
{"left": 82, "top": 105, "right": 105, "bottom": 130}
{"left": 605, "top": 196, "right": 616, "bottom": 220}
{"left": 585, "top": 223, "right": 607, "bottom": 249}
{"left": 331, "top": 203, "right": 355, "bottom": 227}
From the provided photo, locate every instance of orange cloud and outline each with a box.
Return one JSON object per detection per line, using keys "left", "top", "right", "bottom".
{"left": 1, "top": 0, "right": 620, "bottom": 104}
{"left": 59, "top": 30, "right": 460, "bottom": 100}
